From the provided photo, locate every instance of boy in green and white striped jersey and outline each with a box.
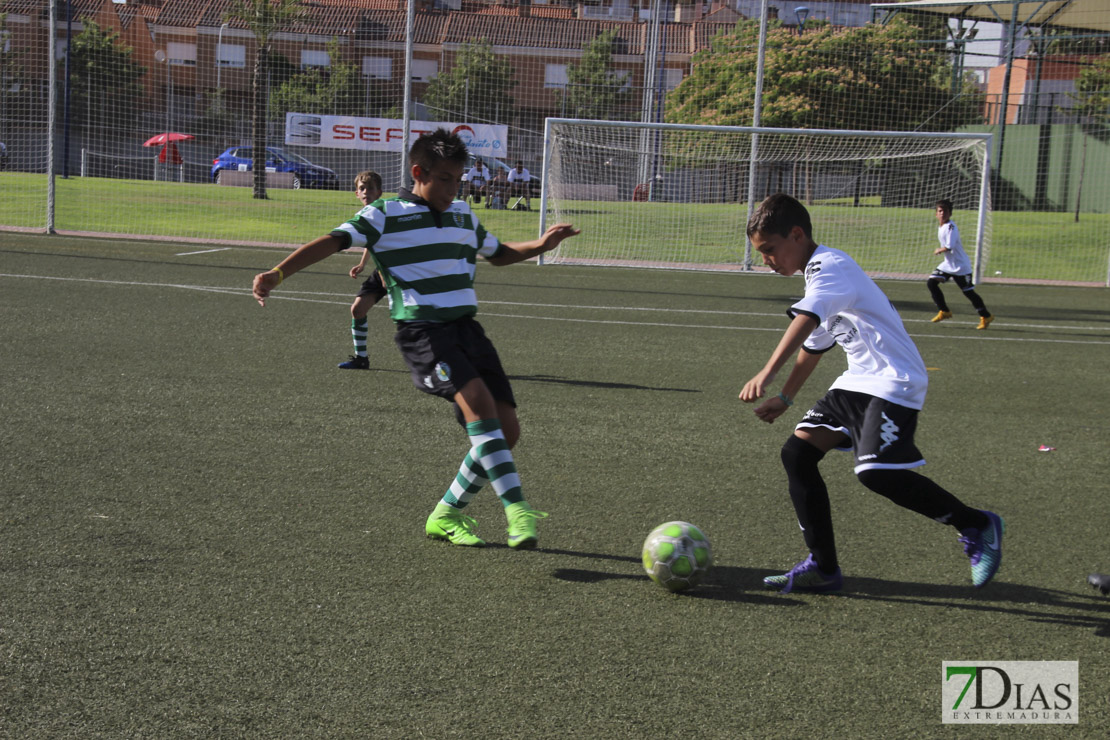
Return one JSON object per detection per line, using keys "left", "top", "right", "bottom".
{"left": 253, "top": 129, "right": 579, "bottom": 549}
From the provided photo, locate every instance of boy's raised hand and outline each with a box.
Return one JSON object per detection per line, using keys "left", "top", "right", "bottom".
{"left": 538, "top": 222, "right": 581, "bottom": 253}
{"left": 252, "top": 270, "right": 281, "bottom": 307}
{"left": 739, "top": 368, "right": 776, "bottom": 404}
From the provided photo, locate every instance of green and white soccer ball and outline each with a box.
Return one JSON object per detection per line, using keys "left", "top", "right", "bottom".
{"left": 641, "top": 521, "right": 713, "bottom": 592}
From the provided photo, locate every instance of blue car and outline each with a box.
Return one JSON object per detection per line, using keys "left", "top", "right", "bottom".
{"left": 210, "top": 146, "right": 339, "bottom": 189}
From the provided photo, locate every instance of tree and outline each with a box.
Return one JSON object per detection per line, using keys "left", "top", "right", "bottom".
{"left": 64, "top": 20, "right": 145, "bottom": 133}
{"left": 1064, "top": 54, "right": 1110, "bottom": 222}
{"left": 665, "top": 17, "right": 984, "bottom": 132}
{"left": 422, "top": 39, "right": 514, "bottom": 124}
{"left": 224, "top": 0, "right": 306, "bottom": 199}
{"left": 557, "top": 30, "right": 633, "bottom": 120}
{"left": 270, "top": 39, "right": 365, "bottom": 117}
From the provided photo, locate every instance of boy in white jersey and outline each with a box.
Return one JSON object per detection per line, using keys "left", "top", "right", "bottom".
{"left": 253, "top": 129, "right": 579, "bottom": 548}
{"left": 927, "top": 199, "right": 994, "bottom": 330}
{"left": 739, "top": 193, "right": 1003, "bottom": 593}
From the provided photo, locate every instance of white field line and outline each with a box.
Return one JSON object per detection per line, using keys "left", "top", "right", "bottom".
{"left": 3, "top": 272, "right": 1109, "bottom": 345}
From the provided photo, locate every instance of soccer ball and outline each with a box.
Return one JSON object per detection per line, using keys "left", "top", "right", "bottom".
{"left": 641, "top": 521, "right": 713, "bottom": 592}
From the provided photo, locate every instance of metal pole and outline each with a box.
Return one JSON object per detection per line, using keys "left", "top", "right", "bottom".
{"left": 62, "top": 0, "right": 72, "bottom": 178}
{"left": 217, "top": 22, "right": 228, "bottom": 93}
{"left": 400, "top": 0, "right": 415, "bottom": 192}
{"left": 47, "top": 0, "right": 57, "bottom": 232}
{"left": 744, "top": 0, "right": 770, "bottom": 269}
{"left": 972, "top": 135, "right": 991, "bottom": 286}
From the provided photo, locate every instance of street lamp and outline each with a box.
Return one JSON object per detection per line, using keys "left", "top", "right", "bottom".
{"left": 216, "top": 22, "right": 228, "bottom": 92}
{"left": 794, "top": 6, "right": 810, "bottom": 30}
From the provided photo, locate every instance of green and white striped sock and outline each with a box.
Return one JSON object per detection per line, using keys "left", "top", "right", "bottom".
{"left": 465, "top": 418, "right": 523, "bottom": 507}
{"left": 351, "top": 317, "right": 368, "bottom": 358}
{"left": 440, "top": 451, "right": 489, "bottom": 509}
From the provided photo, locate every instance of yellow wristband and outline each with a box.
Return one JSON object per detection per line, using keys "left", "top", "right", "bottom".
{"left": 271, "top": 266, "right": 284, "bottom": 285}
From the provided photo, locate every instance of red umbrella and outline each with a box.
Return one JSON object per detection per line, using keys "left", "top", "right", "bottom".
{"left": 142, "top": 132, "right": 195, "bottom": 147}
{"left": 143, "top": 133, "right": 194, "bottom": 166}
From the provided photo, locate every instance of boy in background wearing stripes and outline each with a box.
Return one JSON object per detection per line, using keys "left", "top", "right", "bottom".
{"left": 739, "top": 193, "right": 1003, "bottom": 593}
{"left": 253, "top": 129, "right": 579, "bottom": 549}
{"left": 337, "top": 170, "right": 386, "bottom": 370}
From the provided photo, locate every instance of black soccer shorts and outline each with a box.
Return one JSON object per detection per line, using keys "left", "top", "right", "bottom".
{"left": 393, "top": 316, "right": 516, "bottom": 406}
{"left": 929, "top": 269, "right": 976, "bottom": 292}
{"left": 795, "top": 389, "right": 925, "bottom": 474}
{"left": 356, "top": 270, "right": 387, "bottom": 300}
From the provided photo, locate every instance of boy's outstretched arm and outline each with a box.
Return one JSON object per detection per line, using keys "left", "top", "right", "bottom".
{"left": 486, "top": 223, "right": 580, "bottom": 266}
{"left": 252, "top": 233, "right": 344, "bottom": 306}
{"left": 751, "top": 348, "right": 822, "bottom": 424}
{"left": 739, "top": 312, "right": 819, "bottom": 410}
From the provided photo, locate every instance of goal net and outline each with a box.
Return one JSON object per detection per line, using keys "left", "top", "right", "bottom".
{"left": 539, "top": 119, "right": 992, "bottom": 282}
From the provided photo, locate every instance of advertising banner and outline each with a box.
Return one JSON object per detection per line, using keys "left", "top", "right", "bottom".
{"left": 285, "top": 113, "right": 508, "bottom": 157}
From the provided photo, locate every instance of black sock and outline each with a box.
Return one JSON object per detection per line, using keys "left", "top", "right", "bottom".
{"left": 781, "top": 435, "right": 838, "bottom": 573}
{"left": 927, "top": 279, "right": 949, "bottom": 312}
{"left": 856, "top": 468, "right": 988, "bottom": 532}
{"left": 964, "top": 289, "right": 990, "bottom": 317}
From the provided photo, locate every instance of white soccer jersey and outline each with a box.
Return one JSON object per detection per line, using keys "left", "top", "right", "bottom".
{"left": 332, "top": 193, "right": 502, "bottom": 322}
{"left": 465, "top": 166, "right": 490, "bottom": 186}
{"left": 936, "top": 219, "right": 972, "bottom": 275}
{"left": 790, "top": 245, "right": 929, "bottom": 410}
{"left": 507, "top": 167, "right": 531, "bottom": 183}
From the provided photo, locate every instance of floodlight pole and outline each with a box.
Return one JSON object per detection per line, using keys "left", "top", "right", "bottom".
{"left": 216, "top": 22, "right": 228, "bottom": 93}
{"left": 744, "top": 0, "right": 770, "bottom": 270}
{"left": 399, "top": 0, "right": 415, "bottom": 192}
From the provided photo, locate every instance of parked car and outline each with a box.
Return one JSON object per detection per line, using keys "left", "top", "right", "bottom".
{"left": 210, "top": 146, "right": 340, "bottom": 189}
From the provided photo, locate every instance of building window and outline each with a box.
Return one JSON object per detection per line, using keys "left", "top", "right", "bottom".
{"left": 167, "top": 42, "right": 197, "bottom": 66}
{"left": 544, "top": 64, "right": 568, "bottom": 89}
{"left": 411, "top": 59, "right": 437, "bottom": 82}
{"left": 663, "top": 67, "right": 684, "bottom": 90}
{"left": 301, "top": 50, "right": 331, "bottom": 69}
{"left": 362, "top": 56, "right": 392, "bottom": 80}
{"left": 218, "top": 44, "right": 246, "bottom": 69}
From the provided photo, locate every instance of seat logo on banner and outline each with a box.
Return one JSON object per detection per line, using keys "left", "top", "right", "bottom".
{"left": 285, "top": 113, "right": 507, "bottom": 157}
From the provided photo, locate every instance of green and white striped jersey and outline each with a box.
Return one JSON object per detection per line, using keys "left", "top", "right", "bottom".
{"left": 332, "top": 192, "right": 503, "bottom": 322}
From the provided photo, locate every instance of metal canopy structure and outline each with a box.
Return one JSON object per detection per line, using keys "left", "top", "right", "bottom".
{"left": 870, "top": 0, "right": 1110, "bottom": 196}
{"left": 871, "top": 0, "right": 1110, "bottom": 34}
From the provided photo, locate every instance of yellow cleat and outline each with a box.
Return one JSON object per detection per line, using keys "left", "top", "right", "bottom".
{"left": 977, "top": 315, "right": 995, "bottom": 330}
{"left": 931, "top": 310, "right": 952, "bottom": 323}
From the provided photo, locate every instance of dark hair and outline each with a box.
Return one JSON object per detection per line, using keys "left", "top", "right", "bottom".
{"left": 409, "top": 128, "right": 468, "bottom": 172}
{"left": 747, "top": 193, "right": 812, "bottom": 239}
{"left": 354, "top": 170, "right": 382, "bottom": 191}
{"left": 935, "top": 198, "right": 953, "bottom": 213}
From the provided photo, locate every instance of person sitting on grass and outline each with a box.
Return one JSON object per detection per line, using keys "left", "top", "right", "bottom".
{"left": 338, "top": 170, "right": 386, "bottom": 370}
{"left": 507, "top": 161, "right": 533, "bottom": 210}
{"left": 739, "top": 192, "right": 1004, "bottom": 594}
{"left": 252, "top": 128, "right": 580, "bottom": 549}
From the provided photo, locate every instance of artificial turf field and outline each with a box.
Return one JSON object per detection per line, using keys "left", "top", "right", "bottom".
{"left": 2, "top": 231, "right": 1109, "bottom": 737}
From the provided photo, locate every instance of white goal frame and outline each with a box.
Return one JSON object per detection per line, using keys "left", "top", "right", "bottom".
{"left": 538, "top": 118, "right": 992, "bottom": 283}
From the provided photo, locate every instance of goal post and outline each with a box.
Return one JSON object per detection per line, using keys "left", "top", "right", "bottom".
{"left": 539, "top": 118, "right": 992, "bottom": 283}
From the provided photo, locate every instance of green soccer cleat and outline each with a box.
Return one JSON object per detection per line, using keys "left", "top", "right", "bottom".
{"left": 425, "top": 504, "right": 485, "bottom": 547}
{"left": 505, "top": 502, "right": 548, "bottom": 549}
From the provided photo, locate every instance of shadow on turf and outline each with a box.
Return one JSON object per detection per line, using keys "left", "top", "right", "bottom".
{"left": 509, "top": 373, "right": 699, "bottom": 393}
{"left": 541, "top": 549, "right": 799, "bottom": 605}
{"left": 541, "top": 549, "right": 1110, "bottom": 629}
{"left": 838, "top": 577, "right": 1110, "bottom": 638}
